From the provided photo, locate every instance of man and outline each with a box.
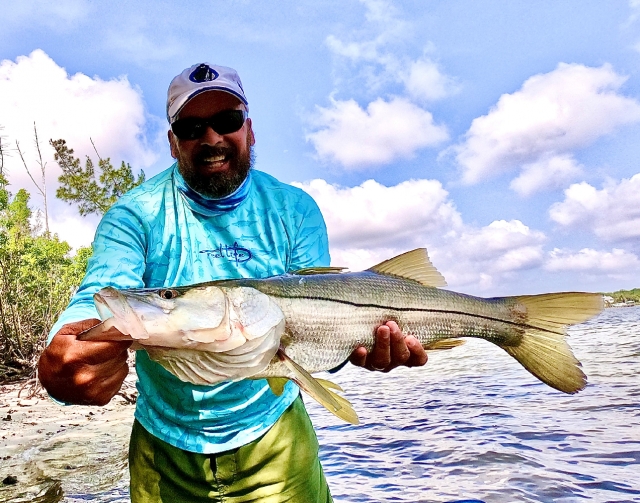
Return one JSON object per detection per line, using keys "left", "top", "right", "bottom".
{"left": 38, "top": 63, "right": 428, "bottom": 502}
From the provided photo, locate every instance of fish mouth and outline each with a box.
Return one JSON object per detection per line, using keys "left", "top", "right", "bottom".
{"left": 94, "top": 287, "right": 150, "bottom": 339}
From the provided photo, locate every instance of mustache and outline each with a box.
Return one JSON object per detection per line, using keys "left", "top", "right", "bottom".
{"left": 195, "top": 145, "right": 236, "bottom": 163}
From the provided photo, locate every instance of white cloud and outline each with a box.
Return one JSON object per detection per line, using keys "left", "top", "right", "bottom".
{"left": 549, "top": 174, "right": 640, "bottom": 243}
{"left": 545, "top": 247, "right": 640, "bottom": 273}
{"left": 294, "top": 177, "right": 548, "bottom": 292}
{"left": 437, "top": 220, "right": 546, "bottom": 289}
{"left": 306, "top": 97, "right": 448, "bottom": 168}
{"left": 324, "top": 0, "right": 456, "bottom": 102}
{"left": 293, "top": 177, "right": 461, "bottom": 252}
{"left": 104, "top": 23, "right": 184, "bottom": 65}
{"left": 454, "top": 63, "right": 640, "bottom": 187}
{"left": 325, "top": 0, "right": 407, "bottom": 65}
{"left": 0, "top": 50, "right": 157, "bottom": 194}
{"left": 509, "top": 154, "right": 583, "bottom": 197}
{"left": 403, "top": 58, "right": 459, "bottom": 102}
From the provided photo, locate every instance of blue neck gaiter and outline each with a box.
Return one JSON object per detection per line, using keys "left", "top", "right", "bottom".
{"left": 173, "top": 163, "right": 252, "bottom": 216}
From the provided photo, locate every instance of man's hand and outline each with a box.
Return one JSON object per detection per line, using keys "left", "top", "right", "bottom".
{"left": 349, "top": 321, "right": 428, "bottom": 372}
{"left": 38, "top": 319, "right": 132, "bottom": 406}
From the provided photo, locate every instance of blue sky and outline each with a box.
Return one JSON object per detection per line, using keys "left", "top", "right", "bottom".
{"left": 1, "top": 0, "right": 639, "bottom": 296}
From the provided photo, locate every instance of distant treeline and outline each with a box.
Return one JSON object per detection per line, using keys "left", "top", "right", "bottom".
{"left": 604, "top": 288, "right": 640, "bottom": 303}
{"left": 0, "top": 135, "right": 144, "bottom": 383}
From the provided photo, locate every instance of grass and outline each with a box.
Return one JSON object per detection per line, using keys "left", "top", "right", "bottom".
{"left": 603, "top": 288, "right": 640, "bottom": 303}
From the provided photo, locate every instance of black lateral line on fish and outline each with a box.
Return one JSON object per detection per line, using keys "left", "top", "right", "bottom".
{"left": 274, "top": 295, "right": 562, "bottom": 335}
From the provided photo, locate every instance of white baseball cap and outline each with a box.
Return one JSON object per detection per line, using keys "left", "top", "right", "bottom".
{"left": 166, "top": 63, "right": 249, "bottom": 123}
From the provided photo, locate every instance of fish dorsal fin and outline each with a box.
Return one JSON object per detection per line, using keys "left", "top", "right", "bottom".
{"left": 292, "top": 266, "right": 349, "bottom": 275}
{"left": 277, "top": 349, "right": 359, "bottom": 425}
{"left": 367, "top": 248, "right": 447, "bottom": 287}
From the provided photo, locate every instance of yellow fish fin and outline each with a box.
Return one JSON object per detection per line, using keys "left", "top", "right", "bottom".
{"left": 267, "top": 377, "right": 289, "bottom": 396}
{"left": 501, "top": 292, "right": 603, "bottom": 394}
{"left": 315, "top": 378, "right": 344, "bottom": 392}
{"left": 320, "top": 385, "right": 359, "bottom": 425}
{"left": 292, "top": 266, "right": 348, "bottom": 275}
{"left": 424, "top": 338, "right": 465, "bottom": 351}
{"left": 367, "top": 248, "right": 447, "bottom": 288}
{"left": 277, "top": 350, "right": 359, "bottom": 425}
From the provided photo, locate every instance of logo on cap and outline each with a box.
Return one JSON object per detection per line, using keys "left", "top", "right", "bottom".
{"left": 190, "top": 64, "right": 219, "bottom": 83}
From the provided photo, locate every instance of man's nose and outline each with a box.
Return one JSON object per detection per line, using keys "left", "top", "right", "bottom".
{"left": 200, "top": 125, "right": 225, "bottom": 144}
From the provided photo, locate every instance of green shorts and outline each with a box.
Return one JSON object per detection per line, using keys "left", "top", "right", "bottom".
{"left": 129, "top": 396, "right": 333, "bottom": 503}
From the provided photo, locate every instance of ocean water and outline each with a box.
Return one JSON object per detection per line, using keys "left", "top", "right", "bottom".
{"left": 1, "top": 306, "right": 638, "bottom": 502}
{"left": 311, "top": 306, "right": 640, "bottom": 503}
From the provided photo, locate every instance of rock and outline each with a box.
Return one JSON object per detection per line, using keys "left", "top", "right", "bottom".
{"left": 2, "top": 475, "right": 18, "bottom": 485}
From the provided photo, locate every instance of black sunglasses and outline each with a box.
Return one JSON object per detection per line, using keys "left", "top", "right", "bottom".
{"left": 171, "top": 109, "right": 248, "bottom": 140}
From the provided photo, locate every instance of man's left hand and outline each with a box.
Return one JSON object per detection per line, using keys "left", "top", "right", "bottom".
{"left": 349, "top": 321, "right": 428, "bottom": 372}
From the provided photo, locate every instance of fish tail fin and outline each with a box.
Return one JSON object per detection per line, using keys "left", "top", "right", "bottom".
{"left": 501, "top": 292, "right": 603, "bottom": 394}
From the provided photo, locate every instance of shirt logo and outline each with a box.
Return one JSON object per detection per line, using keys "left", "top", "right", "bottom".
{"left": 200, "top": 242, "right": 252, "bottom": 264}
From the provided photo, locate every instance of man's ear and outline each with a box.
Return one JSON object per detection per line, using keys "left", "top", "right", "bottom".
{"left": 168, "top": 130, "right": 178, "bottom": 159}
{"left": 246, "top": 118, "right": 256, "bottom": 146}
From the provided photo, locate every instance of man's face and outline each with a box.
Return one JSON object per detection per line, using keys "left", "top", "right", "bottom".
{"left": 169, "top": 91, "right": 255, "bottom": 198}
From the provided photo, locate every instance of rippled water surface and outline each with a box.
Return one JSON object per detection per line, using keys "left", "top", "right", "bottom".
{"left": 1, "top": 307, "right": 638, "bottom": 502}
{"left": 312, "top": 306, "right": 640, "bottom": 502}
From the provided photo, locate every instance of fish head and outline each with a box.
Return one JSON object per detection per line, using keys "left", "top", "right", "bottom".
{"left": 92, "top": 284, "right": 285, "bottom": 354}
{"left": 93, "top": 284, "right": 231, "bottom": 347}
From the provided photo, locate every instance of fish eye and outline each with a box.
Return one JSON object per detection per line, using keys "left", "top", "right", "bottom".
{"left": 158, "top": 289, "right": 179, "bottom": 300}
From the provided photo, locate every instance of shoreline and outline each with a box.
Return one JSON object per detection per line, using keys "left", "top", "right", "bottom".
{"left": 1, "top": 369, "right": 137, "bottom": 500}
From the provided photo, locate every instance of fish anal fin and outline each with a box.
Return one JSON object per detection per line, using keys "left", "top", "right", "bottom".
{"left": 424, "top": 338, "right": 465, "bottom": 351}
{"left": 367, "top": 248, "right": 447, "bottom": 288}
{"left": 315, "top": 378, "right": 344, "bottom": 392}
{"left": 267, "top": 377, "right": 289, "bottom": 396}
{"left": 322, "top": 385, "right": 359, "bottom": 425}
{"left": 292, "top": 266, "right": 349, "bottom": 275}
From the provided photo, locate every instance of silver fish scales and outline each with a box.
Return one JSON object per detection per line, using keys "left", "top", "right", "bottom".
{"left": 79, "top": 249, "right": 603, "bottom": 424}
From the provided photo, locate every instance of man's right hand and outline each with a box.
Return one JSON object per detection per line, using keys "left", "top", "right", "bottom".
{"left": 38, "top": 319, "right": 132, "bottom": 406}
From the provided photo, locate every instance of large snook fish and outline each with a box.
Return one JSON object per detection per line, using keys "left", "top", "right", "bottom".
{"left": 79, "top": 249, "right": 603, "bottom": 424}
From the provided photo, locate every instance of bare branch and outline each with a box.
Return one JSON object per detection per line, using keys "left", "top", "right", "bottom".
{"left": 33, "top": 123, "right": 49, "bottom": 234}
{"left": 90, "top": 137, "right": 103, "bottom": 161}
{"left": 16, "top": 140, "right": 44, "bottom": 197}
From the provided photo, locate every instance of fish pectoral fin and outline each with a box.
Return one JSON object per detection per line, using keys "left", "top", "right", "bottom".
{"left": 267, "top": 377, "right": 289, "bottom": 396}
{"left": 367, "top": 248, "right": 447, "bottom": 288}
{"left": 277, "top": 349, "right": 359, "bottom": 425}
{"left": 291, "top": 266, "right": 349, "bottom": 275}
{"left": 424, "top": 338, "right": 465, "bottom": 351}
{"left": 77, "top": 318, "right": 133, "bottom": 342}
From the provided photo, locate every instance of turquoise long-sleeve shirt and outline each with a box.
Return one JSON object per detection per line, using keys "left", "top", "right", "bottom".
{"left": 49, "top": 164, "right": 330, "bottom": 453}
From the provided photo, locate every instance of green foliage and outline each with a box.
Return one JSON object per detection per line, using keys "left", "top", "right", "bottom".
{"left": 0, "top": 176, "right": 90, "bottom": 381}
{"left": 50, "top": 138, "right": 145, "bottom": 216}
{"left": 604, "top": 288, "right": 640, "bottom": 303}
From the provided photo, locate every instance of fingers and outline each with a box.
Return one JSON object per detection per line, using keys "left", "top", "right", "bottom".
{"left": 351, "top": 321, "right": 428, "bottom": 372}
{"left": 404, "top": 335, "right": 428, "bottom": 367}
{"left": 349, "top": 346, "right": 368, "bottom": 367}
{"left": 38, "top": 318, "right": 132, "bottom": 405}
{"left": 368, "top": 324, "right": 393, "bottom": 371}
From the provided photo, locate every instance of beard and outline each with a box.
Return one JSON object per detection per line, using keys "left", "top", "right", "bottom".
{"left": 177, "top": 138, "right": 254, "bottom": 199}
